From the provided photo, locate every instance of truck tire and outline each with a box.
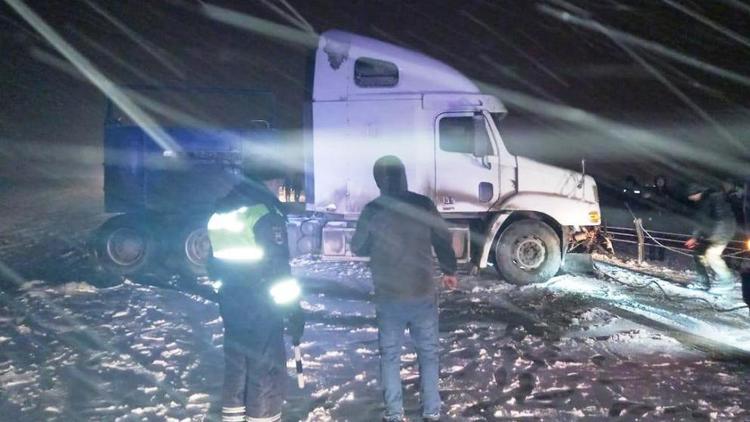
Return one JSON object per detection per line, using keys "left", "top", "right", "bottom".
{"left": 170, "top": 218, "right": 211, "bottom": 280}
{"left": 94, "top": 214, "right": 160, "bottom": 278}
{"left": 494, "top": 219, "right": 561, "bottom": 285}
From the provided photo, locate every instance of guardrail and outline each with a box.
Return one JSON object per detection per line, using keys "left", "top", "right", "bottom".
{"left": 604, "top": 220, "right": 750, "bottom": 265}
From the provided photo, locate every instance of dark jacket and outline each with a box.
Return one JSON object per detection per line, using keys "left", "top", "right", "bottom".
{"left": 351, "top": 158, "right": 456, "bottom": 301}
{"left": 743, "top": 180, "right": 750, "bottom": 236}
{"left": 692, "top": 190, "right": 737, "bottom": 244}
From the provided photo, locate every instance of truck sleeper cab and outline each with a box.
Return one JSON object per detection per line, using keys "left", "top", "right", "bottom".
{"left": 306, "top": 30, "right": 600, "bottom": 284}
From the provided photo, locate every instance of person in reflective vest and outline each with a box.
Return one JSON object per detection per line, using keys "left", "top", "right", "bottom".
{"left": 207, "top": 177, "right": 304, "bottom": 422}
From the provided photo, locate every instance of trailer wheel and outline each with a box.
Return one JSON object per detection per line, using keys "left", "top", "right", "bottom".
{"left": 494, "top": 219, "right": 561, "bottom": 285}
{"left": 94, "top": 214, "right": 159, "bottom": 277}
{"left": 170, "top": 217, "right": 211, "bottom": 280}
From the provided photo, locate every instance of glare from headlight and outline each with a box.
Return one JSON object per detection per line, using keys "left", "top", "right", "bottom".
{"left": 213, "top": 246, "right": 264, "bottom": 261}
{"left": 207, "top": 207, "right": 249, "bottom": 232}
{"left": 269, "top": 278, "right": 301, "bottom": 305}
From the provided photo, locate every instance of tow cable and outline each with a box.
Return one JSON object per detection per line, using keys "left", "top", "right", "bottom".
{"left": 592, "top": 263, "right": 748, "bottom": 313}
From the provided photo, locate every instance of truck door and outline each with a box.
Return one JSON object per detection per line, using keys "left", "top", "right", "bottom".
{"left": 435, "top": 112, "right": 500, "bottom": 213}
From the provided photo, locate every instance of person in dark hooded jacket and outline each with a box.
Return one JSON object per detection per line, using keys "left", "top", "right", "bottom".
{"left": 207, "top": 176, "right": 304, "bottom": 422}
{"left": 739, "top": 179, "right": 750, "bottom": 314}
{"left": 684, "top": 183, "right": 737, "bottom": 293}
{"left": 351, "top": 155, "right": 457, "bottom": 422}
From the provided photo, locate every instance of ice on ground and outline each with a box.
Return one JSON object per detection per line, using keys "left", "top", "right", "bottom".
{"left": 58, "top": 282, "right": 98, "bottom": 295}
{"left": 552, "top": 263, "right": 750, "bottom": 353}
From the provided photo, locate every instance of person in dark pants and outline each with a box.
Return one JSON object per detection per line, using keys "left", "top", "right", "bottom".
{"left": 741, "top": 179, "right": 750, "bottom": 314}
{"left": 351, "top": 155, "right": 458, "bottom": 422}
{"left": 647, "top": 239, "right": 666, "bottom": 262}
{"left": 742, "top": 270, "right": 750, "bottom": 315}
{"left": 644, "top": 196, "right": 667, "bottom": 262}
{"left": 207, "top": 176, "right": 304, "bottom": 422}
{"left": 645, "top": 176, "right": 669, "bottom": 262}
{"left": 684, "top": 184, "right": 738, "bottom": 293}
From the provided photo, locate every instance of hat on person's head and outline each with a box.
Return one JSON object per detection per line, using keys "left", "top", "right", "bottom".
{"left": 686, "top": 183, "right": 707, "bottom": 197}
{"left": 373, "top": 155, "right": 408, "bottom": 195}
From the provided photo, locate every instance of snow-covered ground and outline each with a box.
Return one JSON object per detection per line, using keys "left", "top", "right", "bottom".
{"left": 0, "top": 279, "right": 223, "bottom": 421}
{"left": 2, "top": 258, "right": 750, "bottom": 420}
{"left": 2, "top": 186, "right": 750, "bottom": 420}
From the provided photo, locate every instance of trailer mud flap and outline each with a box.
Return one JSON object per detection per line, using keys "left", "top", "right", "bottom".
{"left": 561, "top": 252, "right": 595, "bottom": 275}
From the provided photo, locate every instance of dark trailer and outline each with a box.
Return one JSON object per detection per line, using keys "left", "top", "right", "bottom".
{"left": 96, "top": 87, "right": 284, "bottom": 279}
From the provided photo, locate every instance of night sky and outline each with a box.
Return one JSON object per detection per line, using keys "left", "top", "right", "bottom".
{"left": 1, "top": 0, "right": 749, "bottom": 189}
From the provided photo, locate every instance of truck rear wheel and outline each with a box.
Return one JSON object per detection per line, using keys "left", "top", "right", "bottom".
{"left": 170, "top": 218, "right": 211, "bottom": 280}
{"left": 94, "top": 214, "right": 160, "bottom": 277}
{"left": 494, "top": 219, "right": 561, "bottom": 285}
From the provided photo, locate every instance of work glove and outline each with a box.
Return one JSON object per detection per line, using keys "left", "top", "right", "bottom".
{"left": 286, "top": 306, "right": 305, "bottom": 346}
{"left": 441, "top": 274, "right": 459, "bottom": 290}
{"left": 684, "top": 238, "right": 698, "bottom": 250}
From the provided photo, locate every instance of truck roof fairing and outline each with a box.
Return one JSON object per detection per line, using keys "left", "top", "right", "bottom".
{"left": 315, "top": 30, "right": 502, "bottom": 104}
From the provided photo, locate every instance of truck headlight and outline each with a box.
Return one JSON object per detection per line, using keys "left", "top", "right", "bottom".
{"left": 269, "top": 278, "right": 301, "bottom": 305}
{"left": 588, "top": 211, "right": 601, "bottom": 224}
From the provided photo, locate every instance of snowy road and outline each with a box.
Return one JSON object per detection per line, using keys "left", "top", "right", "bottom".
{"left": 2, "top": 256, "right": 750, "bottom": 420}
{"left": 2, "top": 185, "right": 750, "bottom": 420}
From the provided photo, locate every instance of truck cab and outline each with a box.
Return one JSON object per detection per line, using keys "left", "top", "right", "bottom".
{"left": 306, "top": 30, "right": 600, "bottom": 283}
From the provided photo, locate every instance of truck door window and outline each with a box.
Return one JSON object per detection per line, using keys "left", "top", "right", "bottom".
{"left": 439, "top": 115, "right": 493, "bottom": 155}
{"left": 354, "top": 57, "right": 399, "bottom": 87}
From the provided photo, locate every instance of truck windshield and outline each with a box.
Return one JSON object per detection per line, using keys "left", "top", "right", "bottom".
{"left": 106, "top": 89, "right": 276, "bottom": 129}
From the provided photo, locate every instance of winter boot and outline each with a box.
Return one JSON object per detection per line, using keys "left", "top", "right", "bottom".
{"left": 686, "top": 280, "right": 710, "bottom": 291}
{"left": 709, "top": 276, "right": 736, "bottom": 295}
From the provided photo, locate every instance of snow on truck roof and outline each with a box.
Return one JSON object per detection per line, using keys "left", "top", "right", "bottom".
{"left": 314, "top": 30, "right": 506, "bottom": 112}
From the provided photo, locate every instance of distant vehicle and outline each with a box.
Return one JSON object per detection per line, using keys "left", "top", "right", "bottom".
{"left": 94, "top": 30, "right": 601, "bottom": 285}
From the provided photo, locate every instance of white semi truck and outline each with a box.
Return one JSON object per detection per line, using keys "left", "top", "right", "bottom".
{"left": 95, "top": 29, "right": 600, "bottom": 285}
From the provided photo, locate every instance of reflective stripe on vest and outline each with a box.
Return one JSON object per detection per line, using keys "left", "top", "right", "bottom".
{"left": 208, "top": 204, "right": 270, "bottom": 262}
{"left": 246, "top": 413, "right": 281, "bottom": 422}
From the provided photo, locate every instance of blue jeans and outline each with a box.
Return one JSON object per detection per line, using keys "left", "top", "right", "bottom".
{"left": 376, "top": 296, "right": 441, "bottom": 419}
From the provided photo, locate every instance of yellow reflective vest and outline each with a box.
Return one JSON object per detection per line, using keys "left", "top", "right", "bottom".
{"left": 207, "top": 204, "right": 273, "bottom": 262}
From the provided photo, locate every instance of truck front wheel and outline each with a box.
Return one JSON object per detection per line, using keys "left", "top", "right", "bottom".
{"left": 494, "top": 219, "right": 561, "bottom": 285}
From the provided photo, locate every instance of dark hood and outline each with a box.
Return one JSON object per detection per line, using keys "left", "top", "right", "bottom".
{"left": 373, "top": 155, "right": 408, "bottom": 195}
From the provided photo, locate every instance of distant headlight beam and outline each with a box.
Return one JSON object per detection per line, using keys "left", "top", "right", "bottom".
{"left": 201, "top": 2, "right": 319, "bottom": 49}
